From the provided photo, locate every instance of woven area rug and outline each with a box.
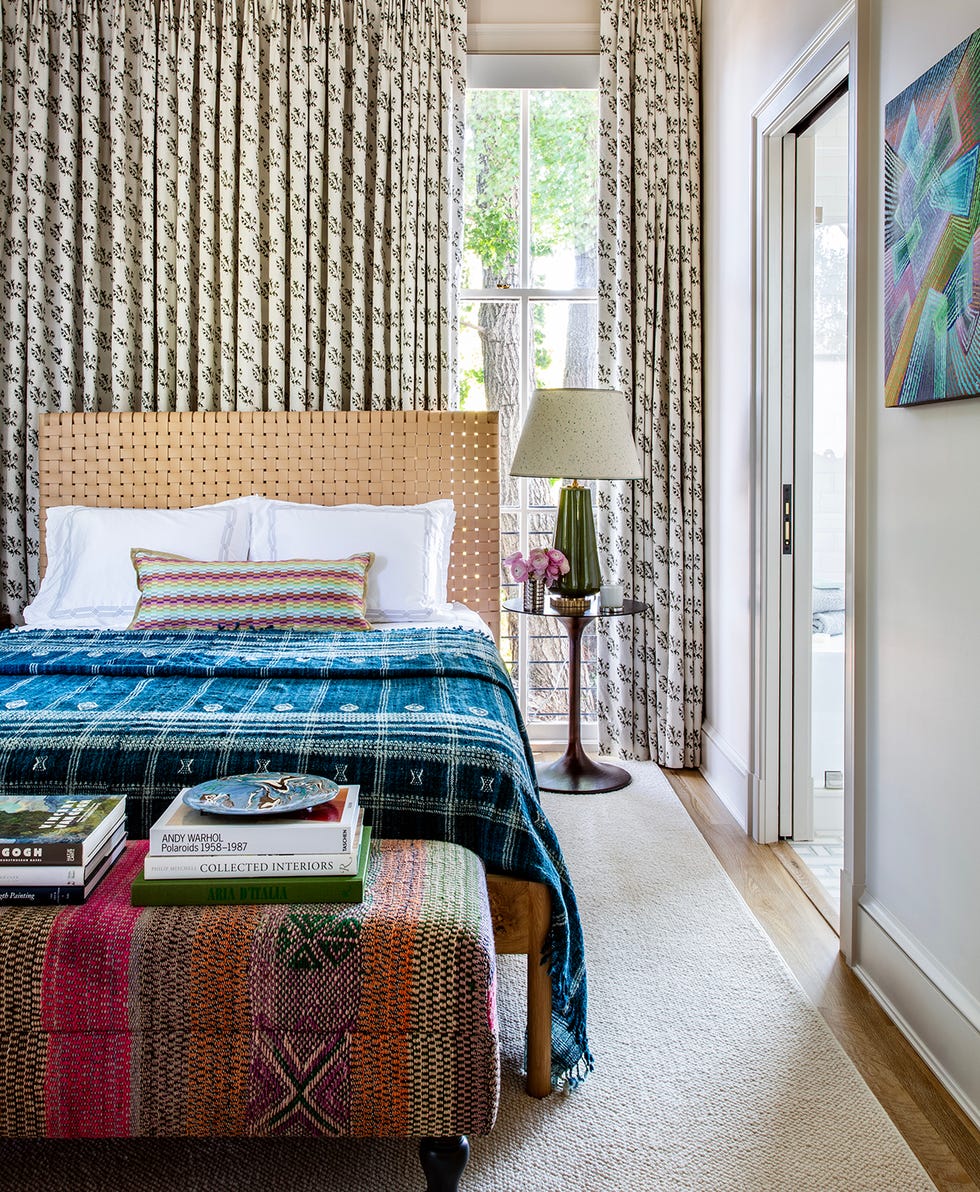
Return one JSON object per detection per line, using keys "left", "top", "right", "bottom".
{"left": 4, "top": 761, "right": 933, "bottom": 1191}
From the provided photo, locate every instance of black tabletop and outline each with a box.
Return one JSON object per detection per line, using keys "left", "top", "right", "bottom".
{"left": 502, "top": 596, "right": 647, "bottom": 620}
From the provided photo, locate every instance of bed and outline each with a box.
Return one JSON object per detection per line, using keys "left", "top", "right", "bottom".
{"left": 0, "top": 410, "right": 591, "bottom": 1094}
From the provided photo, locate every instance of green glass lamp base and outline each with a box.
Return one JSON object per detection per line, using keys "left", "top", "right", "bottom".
{"left": 551, "top": 484, "right": 601, "bottom": 599}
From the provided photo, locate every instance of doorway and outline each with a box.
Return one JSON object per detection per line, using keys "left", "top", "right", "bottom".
{"left": 777, "top": 89, "right": 849, "bottom": 930}
{"left": 754, "top": 23, "right": 856, "bottom": 945}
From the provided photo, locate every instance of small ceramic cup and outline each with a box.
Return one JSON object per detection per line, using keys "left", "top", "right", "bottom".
{"left": 599, "top": 581, "right": 624, "bottom": 609}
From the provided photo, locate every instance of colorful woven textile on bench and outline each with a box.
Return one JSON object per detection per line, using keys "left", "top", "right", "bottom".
{"left": 0, "top": 840, "right": 499, "bottom": 1139}
{"left": 0, "top": 626, "right": 591, "bottom": 1088}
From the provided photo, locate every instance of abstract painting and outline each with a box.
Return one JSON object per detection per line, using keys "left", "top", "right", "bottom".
{"left": 885, "top": 29, "right": 980, "bottom": 406}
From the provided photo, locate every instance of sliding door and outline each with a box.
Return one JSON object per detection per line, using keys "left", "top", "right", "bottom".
{"left": 778, "top": 87, "right": 850, "bottom": 926}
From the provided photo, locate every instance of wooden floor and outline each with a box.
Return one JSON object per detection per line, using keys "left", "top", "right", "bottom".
{"left": 663, "top": 768, "right": 980, "bottom": 1192}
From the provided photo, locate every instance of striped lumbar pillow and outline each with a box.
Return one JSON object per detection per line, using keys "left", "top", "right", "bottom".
{"left": 129, "top": 550, "right": 374, "bottom": 632}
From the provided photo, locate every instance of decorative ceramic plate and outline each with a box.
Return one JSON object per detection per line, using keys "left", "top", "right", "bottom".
{"left": 181, "top": 772, "right": 340, "bottom": 816}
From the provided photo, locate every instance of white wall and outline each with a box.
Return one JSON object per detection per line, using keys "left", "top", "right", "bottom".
{"left": 700, "top": 0, "right": 844, "bottom": 824}
{"left": 867, "top": 0, "right": 980, "bottom": 999}
{"left": 702, "top": 0, "right": 980, "bottom": 1124}
{"left": 860, "top": 0, "right": 980, "bottom": 1120}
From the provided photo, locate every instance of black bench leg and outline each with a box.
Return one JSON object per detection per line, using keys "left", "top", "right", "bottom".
{"left": 418, "top": 1135, "right": 470, "bottom": 1192}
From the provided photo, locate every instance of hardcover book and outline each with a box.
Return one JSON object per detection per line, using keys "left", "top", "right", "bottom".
{"left": 0, "top": 795, "right": 126, "bottom": 866}
{"left": 141, "top": 811, "right": 365, "bottom": 880}
{"left": 0, "top": 836, "right": 128, "bottom": 906}
{"left": 148, "top": 785, "right": 359, "bottom": 857}
{"left": 131, "top": 827, "right": 372, "bottom": 906}
{"left": 0, "top": 822, "right": 127, "bottom": 887}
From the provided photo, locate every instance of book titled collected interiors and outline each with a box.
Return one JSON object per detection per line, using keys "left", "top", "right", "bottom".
{"left": 0, "top": 794, "right": 126, "bottom": 865}
{"left": 142, "top": 811, "right": 365, "bottom": 880}
{"left": 149, "top": 785, "right": 360, "bottom": 857}
{"left": 131, "top": 826, "right": 372, "bottom": 906}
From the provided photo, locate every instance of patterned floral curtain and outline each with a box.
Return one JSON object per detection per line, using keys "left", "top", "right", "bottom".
{"left": 595, "top": 0, "right": 703, "bottom": 769}
{"left": 0, "top": 0, "right": 465, "bottom": 616}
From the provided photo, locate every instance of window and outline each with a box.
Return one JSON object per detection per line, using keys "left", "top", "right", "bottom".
{"left": 458, "top": 61, "right": 599, "bottom": 739}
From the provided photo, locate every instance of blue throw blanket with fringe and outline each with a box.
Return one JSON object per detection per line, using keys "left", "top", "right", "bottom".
{"left": 0, "top": 626, "right": 591, "bottom": 1087}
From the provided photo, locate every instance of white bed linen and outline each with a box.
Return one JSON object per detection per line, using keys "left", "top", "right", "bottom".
{"left": 11, "top": 602, "right": 495, "bottom": 638}
{"left": 22, "top": 499, "right": 257, "bottom": 630}
{"left": 249, "top": 498, "right": 455, "bottom": 619}
{"left": 370, "top": 602, "right": 492, "bottom": 637}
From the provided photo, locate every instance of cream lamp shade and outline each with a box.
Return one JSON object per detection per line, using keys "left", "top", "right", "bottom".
{"left": 509, "top": 388, "right": 642, "bottom": 480}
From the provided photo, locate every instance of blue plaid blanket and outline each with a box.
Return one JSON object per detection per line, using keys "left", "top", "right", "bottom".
{"left": 0, "top": 626, "right": 592, "bottom": 1087}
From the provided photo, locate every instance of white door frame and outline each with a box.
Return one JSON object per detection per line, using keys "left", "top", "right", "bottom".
{"left": 751, "top": 1, "right": 868, "bottom": 959}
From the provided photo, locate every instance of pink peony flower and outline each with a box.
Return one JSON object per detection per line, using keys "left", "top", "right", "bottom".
{"left": 503, "top": 551, "right": 530, "bottom": 582}
{"left": 505, "top": 547, "right": 570, "bottom": 588}
{"left": 546, "top": 548, "right": 571, "bottom": 576}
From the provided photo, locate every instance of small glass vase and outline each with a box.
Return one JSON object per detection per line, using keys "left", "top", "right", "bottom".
{"left": 523, "top": 578, "right": 545, "bottom": 613}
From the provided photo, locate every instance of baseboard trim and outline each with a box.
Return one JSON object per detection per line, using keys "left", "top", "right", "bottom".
{"left": 699, "top": 721, "right": 752, "bottom": 831}
{"left": 854, "top": 898, "right": 980, "bottom": 1130}
{"left": 838, "top": 872, "right": 862, "bottom": 961}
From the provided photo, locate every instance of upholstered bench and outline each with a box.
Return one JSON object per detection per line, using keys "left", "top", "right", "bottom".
{"left": 0, "top": 838, "right": 500, "bottom": 1192}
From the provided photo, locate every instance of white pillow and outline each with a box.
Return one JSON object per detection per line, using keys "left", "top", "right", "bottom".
{"left": 23, "top": 498, "right": 259, "bottom": 630}
{"left": 249, "top": 499, "right": 455, "bottom": 619}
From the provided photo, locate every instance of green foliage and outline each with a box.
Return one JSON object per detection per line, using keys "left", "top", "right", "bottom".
{"left": 464, "top": 90, "right": 520, "bottom": 284}
{"left": 532, "top": 304, "right": 550, "bottom": 377}
{"left": 458, "top": 363, "right": 485, "bottom": 410}
{"left": 529, "top": 89, "right": 598, "bottom": 263}
{"left": 464, "top": 89, "right": 598, "bottom": 282}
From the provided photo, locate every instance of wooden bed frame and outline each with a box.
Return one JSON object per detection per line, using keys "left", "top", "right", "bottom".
{"left": 37, "top": 409, "right": 553, "bottom": 1098}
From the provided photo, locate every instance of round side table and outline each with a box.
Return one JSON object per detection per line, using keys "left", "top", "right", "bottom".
{"left": 503, "top": 595, "right": 647, "bottom": 794}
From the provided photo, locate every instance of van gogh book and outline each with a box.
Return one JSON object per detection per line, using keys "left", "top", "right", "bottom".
{"left": 0, "top": 795, "right": 126, "bottom": 866}
{"left": 141, "top": 811, "right": 365, "bottom": 880}
{"left": 131, "top": 827, "right": 371, "bottom": 906}
{"left": 0, "top": 837, "right": 127, "bottom": 906}
{"left": 148, "top": 785, "right": 359, "bottom": 857}
{"left": 0, "top": 822, "right": 127, "bottom": 886}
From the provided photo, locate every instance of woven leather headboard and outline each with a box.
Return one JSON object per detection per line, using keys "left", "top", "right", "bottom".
{"left": 38, "top": 410, "right": 501, "bottom": 639}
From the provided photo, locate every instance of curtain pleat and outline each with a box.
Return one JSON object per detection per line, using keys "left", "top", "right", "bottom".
{"left": 156, "top": 3, "right": 179, "bottom": 409}
{"left": 175, "top": 1, "right": 197, "bottom": 409}
{"left": 0, "top": 0, "right": 466, "bottom": 615}
{"left": 196, "top": 0, "right": 222, "bottom": 410}
{"left": 264, "top": 0, "right": 288, "bottom": 411}
{"left": 596, "top": 0, "right": 704, "bottom": 769}
{"left": 285, "top": 0, "right": 309, "bottom": 409}
{"left": 308, "top": 0, "right": 332, "bottom": 404}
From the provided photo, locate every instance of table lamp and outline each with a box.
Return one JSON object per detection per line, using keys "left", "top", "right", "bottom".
{"left": 510, "top": 388, "right": 642, "bottom": 613}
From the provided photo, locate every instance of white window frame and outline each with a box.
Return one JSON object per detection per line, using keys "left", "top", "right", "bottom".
{"left": 463, "top": 54, "right": 599, "bottom": 747}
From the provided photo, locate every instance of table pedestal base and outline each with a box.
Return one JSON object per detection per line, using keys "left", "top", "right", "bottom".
{"left": 502, "top": 596, "right": 646, "bottom": 797}
{"left": 535, "top": 750, "right": 632, "bottom": 795}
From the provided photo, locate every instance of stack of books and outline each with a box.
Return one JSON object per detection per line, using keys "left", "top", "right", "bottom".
{"left": 0, "top": 795, "right": 128, "bottom": 905}
{"left": 131, "top": 784, "right": 370, "bottom": 906}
